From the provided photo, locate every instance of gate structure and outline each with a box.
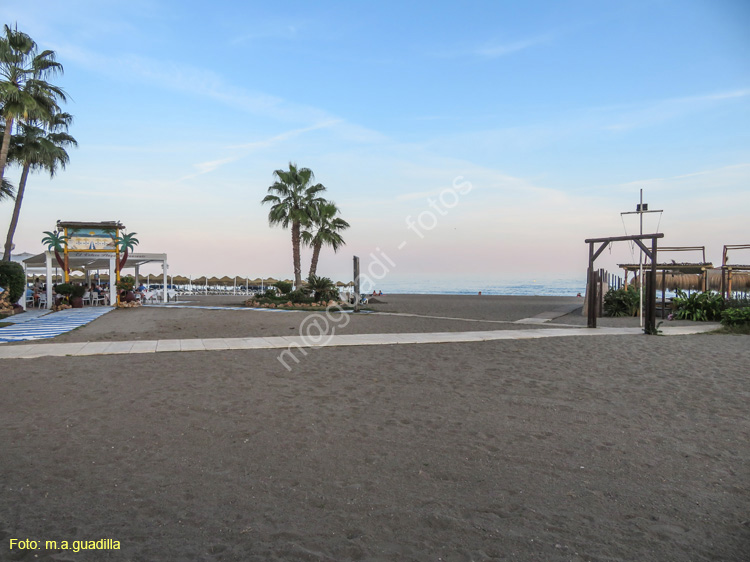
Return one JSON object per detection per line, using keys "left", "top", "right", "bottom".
{"left": 585, "top": 233, "right": 664, "bottom": 333}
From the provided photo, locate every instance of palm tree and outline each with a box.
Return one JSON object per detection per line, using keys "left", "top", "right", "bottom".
{"left": 0, "top": 24, "right": 66, "bottom": 184}
{"left": 261, "top": 163, "right": 327, "bottom": 286}
{"left": 114, "top": 232, "right": 139, "bottom": 271}
{"left": 0, "top": 177, "right": 13, "bottom": 201}
{"left": 41, "top": 230, "right": 67, "bottom": 271}
{"left": 302, "top": 200, "right": 350, "bottom": 279}
{"left": 2, "top": 111, "right": 76, "bottom": 261}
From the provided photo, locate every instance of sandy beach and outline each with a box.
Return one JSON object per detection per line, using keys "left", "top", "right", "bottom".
{"left": 1, "top": 295, "right": 748, "bottom": 561}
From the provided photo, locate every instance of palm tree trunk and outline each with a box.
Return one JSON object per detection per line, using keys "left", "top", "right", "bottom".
{"left": 2, "top": 162, "right": 30, "bottom": 261}
{"left": 53, "top": 250, "right": 65, "bottom": 270}
{"left": 309, "top": 242, "right": 322, "bottom": 279}
{"left": 0, "top": 116, "right": 14, "bottom": 183}
{"left": 119, "top": 250, "right": 129, "bottom": 271}
{"left": 292, "top": 221, "right": 302, "bottom": 286}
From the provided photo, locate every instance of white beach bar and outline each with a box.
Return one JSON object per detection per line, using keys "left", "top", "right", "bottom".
{"left": 22, "top": 251, "right": 169, "bottom": 308}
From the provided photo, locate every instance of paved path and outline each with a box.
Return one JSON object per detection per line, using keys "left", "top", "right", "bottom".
{"left": 0, "top": 323, "right": 720, "bottom": 360}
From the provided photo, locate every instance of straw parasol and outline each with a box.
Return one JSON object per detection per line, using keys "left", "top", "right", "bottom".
{"left": 219, "top": 275, "right": 234, "bottom": 286}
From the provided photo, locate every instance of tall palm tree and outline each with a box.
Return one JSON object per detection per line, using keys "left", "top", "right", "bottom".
{"left": 0, "top": 24, "right": 66, "bottom": 184}
{"left": 0, "top": 177, "right": 13, "bottom": 201}
{"left": 261, "top": 163, "right": 327, "bottom": 286}
{"left": 301, "top": 200, "right": 350, "bottom": 279}
{"left": 2, "top": 111, "right": 76, "bottom": 261}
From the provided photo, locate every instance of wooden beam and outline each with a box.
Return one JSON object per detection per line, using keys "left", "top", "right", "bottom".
{"left": 585, "top": 233, "right": 664, "bottom": 244}
{"left": 633, "top": 238, "right": 654, "bottom": 261}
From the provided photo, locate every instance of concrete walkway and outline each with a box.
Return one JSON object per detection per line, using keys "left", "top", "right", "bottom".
{"left": 0, "top": 323, "right": 720, "bottom": 360}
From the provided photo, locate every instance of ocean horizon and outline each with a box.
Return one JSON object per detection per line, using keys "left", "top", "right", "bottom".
{"left": 375, "top": 278, "right": 587, "bottom": 297}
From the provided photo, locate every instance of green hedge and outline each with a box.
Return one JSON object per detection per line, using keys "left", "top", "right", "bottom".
{"left": 0, "top": 261, "right": 25, "bottom": 304}
{"left": 721, "top": 307, "right": 750, "bottom": 327}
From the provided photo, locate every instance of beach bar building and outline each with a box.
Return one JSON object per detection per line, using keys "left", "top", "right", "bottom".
{"left": 21, "top": 221, "right": 169, "bottom": 309}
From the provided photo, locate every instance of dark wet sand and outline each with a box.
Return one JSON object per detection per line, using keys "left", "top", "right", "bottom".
{"left": 1, "top": 296, "right": 748, "bottom": 561}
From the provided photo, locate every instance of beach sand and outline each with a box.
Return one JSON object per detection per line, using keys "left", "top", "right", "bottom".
{"left": 1, "top": 295, "right": 748, "bottom": 560}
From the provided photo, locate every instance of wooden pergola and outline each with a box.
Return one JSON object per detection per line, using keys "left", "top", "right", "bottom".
{"left": 721, "top": 244, "right": 750, "bottom": 299}
{"left": 585, "top": 233, "right": 663, "bottom": 334}
{"left": 618, "top": 246, "right": 713, "bottom": 316}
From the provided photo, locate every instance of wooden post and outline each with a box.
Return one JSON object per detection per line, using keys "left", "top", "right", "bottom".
{"left": 353, "top": 256, "right": 360, "bottom": 312}
{"left": 661, "top": 269, "right": 666, "bottom": 319}
{"left": 727, "top": 268, "right": 733, "bottom": 299}
{"left": 646, "top": 238, "right": 657, "bottom": 334}
{"left": 587, "top": 243, "right": 596, "bottom": 328}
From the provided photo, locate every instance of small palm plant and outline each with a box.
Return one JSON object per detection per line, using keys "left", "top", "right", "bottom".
{"left": 307, "top": 275, "right": 339, "bottom": 303}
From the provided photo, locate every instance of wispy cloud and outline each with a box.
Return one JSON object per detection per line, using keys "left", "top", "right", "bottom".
{"left": 52, "top": 43, "right": 332, "bottom": 124}
{"left": 190, "top": 120, "right": 342, "bottom": 177}
{"left": 604, "top": 88, "right": 750, "bottom": 131}
{"left": 474, "top": 35, "right": 552, "bottom": 58}
{"left": 428, "top": 33, "right": 553, "bottom": 60}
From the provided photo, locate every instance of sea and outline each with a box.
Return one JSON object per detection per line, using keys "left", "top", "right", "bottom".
{"left": 374, "top": 278, "right": 587, "bottom": 297}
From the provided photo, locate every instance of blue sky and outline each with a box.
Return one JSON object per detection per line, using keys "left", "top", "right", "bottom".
{"left": 1, "top": 0, "right": 748, "bottom": 285}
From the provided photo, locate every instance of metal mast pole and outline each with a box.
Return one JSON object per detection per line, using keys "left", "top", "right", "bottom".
{"left": 639, "top": 189, "right": 644, "bottom": 327}
{"left": 621, "top": 191, "right": 663, "bottom": 328}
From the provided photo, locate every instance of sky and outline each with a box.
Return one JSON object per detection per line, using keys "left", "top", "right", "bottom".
{"left": 1, "top": 0, "right": 748, "bottom": 288}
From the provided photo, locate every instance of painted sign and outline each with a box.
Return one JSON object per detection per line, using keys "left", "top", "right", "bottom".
{"left": 66, "top": 228, "right": 118, "bottom": 251}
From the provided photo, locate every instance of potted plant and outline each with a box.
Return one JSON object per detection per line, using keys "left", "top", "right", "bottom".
{"left": 69, "top": 284, "right": 86, "bottom": 308}
{"left": 116, "top": 276, "right": 136, "bottom": 302}
{"left": 54, "top": 283, "right": 74, "bottom": 305}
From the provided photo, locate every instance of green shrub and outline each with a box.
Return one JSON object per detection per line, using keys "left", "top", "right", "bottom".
{"left": 70, "top": 284, "right": 86, "bottom": 298}
{"left": 288, "top": 289, "right": 314, "bottom": 304}
{"left": 274, "top": 281, "right": 293, "bottom": 295}
{"left": 116, "top": 275, "right": 135, "bottom": 292}
{"left": 721, "top": 307, "right": 750, "bottom": 327}
{"left": 54, "top": 283, "right": 74, "bottom": 296}
{"left": 672, "top": 290, "right": 724, "bottom": 322}
{"left": 0, "top": 261, "right": 25, "bottom": 304}
{"left": 603, "top": 286, "right": 640, "bottom": 317}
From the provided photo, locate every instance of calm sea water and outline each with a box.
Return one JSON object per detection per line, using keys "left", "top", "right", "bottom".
{"left": 375, "top": 278, "right": 587, "bottom": 297}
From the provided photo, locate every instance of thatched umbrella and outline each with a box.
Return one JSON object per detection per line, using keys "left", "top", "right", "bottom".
{"left": 219, "top": 275, "right": 233, "bottom": 286}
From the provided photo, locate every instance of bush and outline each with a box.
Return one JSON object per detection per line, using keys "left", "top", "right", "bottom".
{"left": 0, "top": 261, "right": 25, "bottom": 304}
{"left": 721, "top": 307, "right": 750, "bottom": 327}
{"left": 603, "top": 286, "right": 640, "bottom": 317}
{"left": 116, "top": 276, "right": 135, "bottom": 292}
{"left": 70, "top": 284, "right": 86, "bottom": 298}
{"left": 672, "top": 290, "right": 724, "bottom": 322}
{"left": 288, "top": 288, "right": 314, "bottom": 304}
{"left": 274, "top": 281, "right": 293, "bottom": 295}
